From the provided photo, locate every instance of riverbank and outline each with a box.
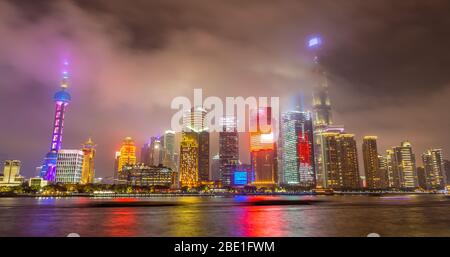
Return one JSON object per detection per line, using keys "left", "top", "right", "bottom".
{"left": 0, "top": 191, "right": 445, "bottom": 198}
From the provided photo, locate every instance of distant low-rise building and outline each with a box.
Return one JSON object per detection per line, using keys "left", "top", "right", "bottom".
{"left": 28, "top": 177, "right": 48, "bottom": 188}
{"left": 118, "top": 164, "right": 177, "bottom": 187}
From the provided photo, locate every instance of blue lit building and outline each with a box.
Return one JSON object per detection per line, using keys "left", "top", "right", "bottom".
{"left": 231, "top": 164, "right": 253, "bottom": 188}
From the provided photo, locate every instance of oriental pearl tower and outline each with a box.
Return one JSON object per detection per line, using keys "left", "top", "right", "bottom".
{"left": 40, "top": 62, "right": 72, "bottom": 181}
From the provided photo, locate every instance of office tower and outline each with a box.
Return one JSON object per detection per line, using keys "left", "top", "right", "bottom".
{"left": 81, "top": 138, "right": 96, "bottom": 184}
{"left": 211, "top": 154, "right": 221, "bottom": 181}
{"left": 309, "top": 36, "right": 332, "bottom": 127}
{"left": 416, "top": 166, "right": 427, "bottom": 190}
{"left": 55, "top": 150, "right": 84, "bottom": 184}
{"left": 385, "top": 149, "right": 400, "bottom": 189}
{"left": 250, "top": 107, "right": 277, "bottom": 186}
{"left": 141, "top": 137, "right": 163, "bottom": 166}
{"left": 163, "top": 130, "right": 176, "bottom": 170}
{"left": 198, "top": 131, "right": 210, "bottom": 181}
{"left": 279, "top": 110, "right": 315, "bottom": 188}
{"left": 140, "top": 142, "right": 151, "bottom": 166}
{"left": 322, "top": 130, "right": 360, "bottom": 190}
{"left": 113, "top": 151, "right": 121, "bottom": 181}
{"left": 362, "top": 136, "right": 386, "bottom": 189}
{"left": 377, "top": 154, "right": 389, "bottom": 188}
{"left": 117, "top": 137, "right": 137, "bottom": 174}
{"left": 180, "top": 106, "right": 210, "bottom": 184}
{"left": 219, "top": 117, "right": 239, "bottom": 186}
{"left": 119, "top": 164, "right": 176, "bottom": 188}
{"left": 392, "top": 141, "right": 418, "bottom": 189}
{"left": 422, "top": 149, "right": 446, "bottom": 190}
{"left": 0, "top": 160, "right": 24, "bottom": 186}
{"left": 150, "top": 136, "right": 164, "bottom": 166}
{"left": 40, "top": 66, "right": 71, "bottom": 181}
{"left": 445, "top": 159, "right": 450, "bottom": 185}
{"left": 179, "top": 134, "right": 198, "bottom": 187}
{"left": 308, "top": 36, "right": 338, "bottom": 189}
{"left": 338, "top": 134, "right": 360, "bottom": 189}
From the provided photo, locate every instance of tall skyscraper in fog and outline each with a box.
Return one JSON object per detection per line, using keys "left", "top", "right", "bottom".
{"left": 250, "top": 107, "right": 277, "bottom": 186}
{"left": 422, "top": 149, "right": 445, "bottom": 190}
{"left": 219, "top": 117, "right": 239, "bottom": 186}
{"left": 307, "top": 36, "right": 336, "bottom": 189}
{"left": 40, "top": 64, "right": 72, "bottom": 181}
{"left": 279, "top": 110, "right": 315, "bottom": 188}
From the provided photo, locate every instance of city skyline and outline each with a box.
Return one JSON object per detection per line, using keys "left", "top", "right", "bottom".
{"left": 1, "top": 0, "right": 450, "bottom": 179}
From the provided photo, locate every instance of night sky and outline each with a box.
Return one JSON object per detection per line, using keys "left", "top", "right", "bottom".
{"left": 1, "top": 0, "right": 449, "bottom": 178}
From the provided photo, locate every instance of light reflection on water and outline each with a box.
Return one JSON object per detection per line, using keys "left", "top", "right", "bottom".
{"left": 0, "top": 195, "right": 449, "bottom": 237}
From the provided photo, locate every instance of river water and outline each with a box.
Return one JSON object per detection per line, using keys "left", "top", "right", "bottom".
{"left": 0, "top": 194, "right": 449, "bottom": 237}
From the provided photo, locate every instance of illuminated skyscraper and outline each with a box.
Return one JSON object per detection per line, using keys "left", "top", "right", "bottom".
{"left": 117, "top": 137, "right": 137, "bottom": 174}
{"left": 392, "top": 141, "right": 418, "bottom": 189}
{"left": 40, "top": 64, "right": 72, "bottom": 181}
{"left": 55, "top": 149, "right": 84, "bottom": 184}
{"left": 211, "top": 154, "right": 221, "bottom": 181}
{"left": 250, "top": 107, "right": 277, "bottom": 186}
{"left": 81, "top": 138, "right": 96, "bottom": 184}
{"left": 362, "top": 136, "right": 386, "bottom": 189}
{"left": 279, "top": 110, "right": 315, "bottom": 188}
{"left": 113, "top": 151, "right": 121, "bottom": 182}
{"left": 198, "top": 131, "right": 210, "bottom": 181}
{"left": 219, "top": 116, "right": 239, "bottom": 186}
{"left": 422, "top": 149, "right": 445, "bottom": 190}
{"left": 141, "top": 136, "right": 163, "bottom": 166}
{"left": 417, "top": 166, "right": 427, "bottom": 190}
{"left": 180, "top": 106, "right": 210, "bottom": 183}
{"left": 179, "top": 134, "right": 198, "bottom": 187}
{"left": 385, "top": 149, "right": 400, "bottom": 189}
{"left": 444, "top": 159, "right": 450, "bottom": 185}
{"left": 322, "top": 131, "right": 360, "bottom": 190}
{"left": 151, "top": 136, "right": 164, "bottom": 166}
{"left": 162, "top": 130, "right": 177, "bottom": 172}
{"left": 307, "top": 36, "right": 337, "bottom": 189}
{"left": 140, "top": 142, "right": 151, "bottom": 166}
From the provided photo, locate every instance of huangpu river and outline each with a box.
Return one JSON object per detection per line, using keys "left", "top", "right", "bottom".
{"left": 0, "top": 194, "right": 449, "bottom": 237}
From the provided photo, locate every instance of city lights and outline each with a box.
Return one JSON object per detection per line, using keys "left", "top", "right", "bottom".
{"left": 0, "top": 1, "right": 449, "bottom": 241}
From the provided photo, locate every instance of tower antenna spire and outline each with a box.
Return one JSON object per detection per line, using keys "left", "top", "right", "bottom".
{"left": 61, "top": 60, "right": 70, "bottom": 89}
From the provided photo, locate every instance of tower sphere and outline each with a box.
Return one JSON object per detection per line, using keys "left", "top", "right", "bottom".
{"left": 53, "top": 89, "right": 71, "bottom": 103}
